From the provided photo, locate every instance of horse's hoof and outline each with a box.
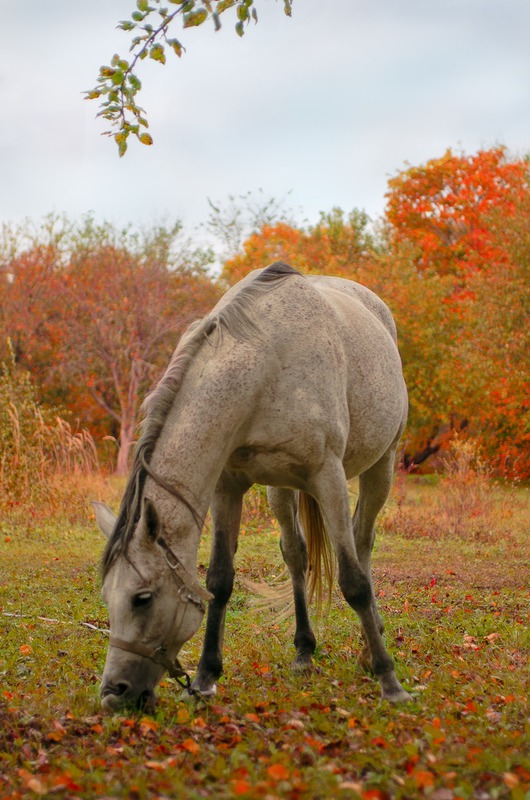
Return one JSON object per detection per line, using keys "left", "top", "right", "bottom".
{"left": 187, "top": 682, "right": 217, "bottom": 700}
{"left": 382, "top": 687, "right": 413, "bottom": 704}
{"left": 291, "top": 656, "right": 315, "bottom": 674}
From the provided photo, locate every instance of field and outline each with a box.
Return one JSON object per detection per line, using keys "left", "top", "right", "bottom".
{"left": 0, "top": 476, "right": 529, "bottom": 800}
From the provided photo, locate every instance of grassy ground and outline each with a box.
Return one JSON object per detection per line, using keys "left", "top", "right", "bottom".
{"left": 0, "top": 478, "right": 528, "bottom": 799}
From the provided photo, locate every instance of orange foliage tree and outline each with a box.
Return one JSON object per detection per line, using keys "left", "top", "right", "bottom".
{"left": 383, "top": 148, "right": 529, "bottom": 477}
{"left": 1, "top": 217, "right": 220, "bottom": 474}
{"left": 385, "top": 146, "right": 528, "bottom": 276}
{"left": 221, "top": 208, "right": 374, "bottom": 285}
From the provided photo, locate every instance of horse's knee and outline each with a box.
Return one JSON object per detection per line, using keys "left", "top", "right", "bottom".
{"left": 206, "top": 565, "right": 235, "bottom": 605}
{"left": 280, "top": 535, "right": 308, "bottom": 575}
{"left": 338, "top": 558, "right": 372, "bottom": 610}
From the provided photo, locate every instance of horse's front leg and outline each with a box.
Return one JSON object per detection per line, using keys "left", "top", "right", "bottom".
{"left": 192, "top": 473, "right": 248, "bottom": 696}
{"left": 267, "top": 487, "right": 316, "bottom": 672}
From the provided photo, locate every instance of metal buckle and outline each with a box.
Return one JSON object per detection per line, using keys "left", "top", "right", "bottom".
{"left": 163, "top": 548, "right": 180, "bottom": 571}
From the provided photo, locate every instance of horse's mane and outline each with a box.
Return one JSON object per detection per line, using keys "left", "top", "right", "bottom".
{"left": 102, "top": 261, "right": 301, "bottom": 576}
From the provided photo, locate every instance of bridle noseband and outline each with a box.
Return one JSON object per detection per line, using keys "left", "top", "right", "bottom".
{"left": 109, "top": 537, "right": 212, "bottom": 693}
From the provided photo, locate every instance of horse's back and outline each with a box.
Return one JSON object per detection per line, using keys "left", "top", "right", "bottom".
{"left": 223, "top": 266, "right": 407, "bottom": 480}
{"left": 306, "top": 274, "right": 398, "bottom": 343}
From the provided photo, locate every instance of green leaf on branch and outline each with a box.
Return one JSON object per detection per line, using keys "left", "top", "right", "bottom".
{"left": 115, "top": 132, "right": 129, "bottom": 157}
{"left": 216, "top": 0, "right": 236, "bottom": 12}
{"left": 87, "top": 0, "right": 293, "bottom": 155}
{"left": 139, "top": 132, "right": 154, "bottom": 145}
{"left": 128, "top": 74, "right": 142, "bottom": 90}
{"left": 183, "top": 8, "right": 208, "bottom": 27}
{"left": 168, "top": 38, "right": 184, "bottom": 56}
{"left": 149, "top": 43, "right": 166, "bottom": 62}
{"left": 236, "top": 3, "right": 249, "bottom": 22}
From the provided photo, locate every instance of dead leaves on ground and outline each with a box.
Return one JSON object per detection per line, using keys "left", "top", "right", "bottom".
{"left": 2, "top": 684, "right": 529, "bottom": 799}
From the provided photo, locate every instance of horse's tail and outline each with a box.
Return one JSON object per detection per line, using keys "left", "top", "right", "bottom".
{"left": 298, "top": 491, "right": 336, "bottom": 617}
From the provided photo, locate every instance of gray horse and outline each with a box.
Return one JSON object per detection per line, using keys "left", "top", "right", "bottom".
{"left": 95, "top": 262, "right": 411, "bottom": 710}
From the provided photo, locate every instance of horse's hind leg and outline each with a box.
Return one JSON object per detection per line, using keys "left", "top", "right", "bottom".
{"left": 353, "top": 447, "right": 397, "bottom": 670}
{"left": 311, "top": 458, "right": 410, "bottom": 703}
{"left": 267, "top": 487, "right": 317, "bottom": 672}
{"left": 192, "top": 473, "right": 248, "bottom": 696}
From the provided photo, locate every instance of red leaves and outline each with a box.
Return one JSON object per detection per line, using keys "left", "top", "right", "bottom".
{"left": 17, "top": 768, "right": 82, "bottom": 796}
{"left": 266, "top": 762, "right": 290, "bottom": 781}
{"left": 231, "top": 778, "right": 253, "bottom": 795}
{"left": 385, "top": 146, "right": 528, "bottom": 276}
{"left": 413, "top": 768, "right": 435, "bottom": 789}
{"left": 44, "top": 720, "right": 67, "bottom": 743}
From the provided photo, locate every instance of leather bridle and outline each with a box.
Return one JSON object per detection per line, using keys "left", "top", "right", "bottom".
{"left": 108, "top": 536, "right": 212, "bottom": 693}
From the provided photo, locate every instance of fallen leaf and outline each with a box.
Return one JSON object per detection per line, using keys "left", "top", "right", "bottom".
{"left": 503, "top": 772, "right": 520, "bottom": 789}
{"left": 231, "top": 779, "right": 252, "bottom": 795}
{"left": 267, "top": 763, "right": 290, "bottom": 781}
{"left": 18, "top": 771, "right": 46, "bottom": 796}
{"left": 414, "top": 770, "right": 435, "bottom": 789}
{"left": 139, "top": 717, "right": 158, "bottom": 733}
{"left": 176, "top": 706, "right": 190, "bottom": 724}
{"left": 339, "top": 781, "right": 363, "bottom": 792}
{"left": 145, "top": 760, "right": 167, "bottom": 772}
{"left": 181, "top": 738, "right": 200, "bottom": 755}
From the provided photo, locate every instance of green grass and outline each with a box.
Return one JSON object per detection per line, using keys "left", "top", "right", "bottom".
{"left": 0, "top": 481, "right": 529, "bottom": 799}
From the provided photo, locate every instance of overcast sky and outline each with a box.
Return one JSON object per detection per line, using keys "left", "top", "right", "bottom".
{"left": 2, "top": 0, "right": 529, "bottom": 248}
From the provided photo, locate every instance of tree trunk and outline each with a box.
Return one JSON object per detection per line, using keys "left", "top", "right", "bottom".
{"left": 116, "top": 418, "right": 136, "bottom": 476}
{"left": 403, "top": 419, "right": 468, "bottom": 471}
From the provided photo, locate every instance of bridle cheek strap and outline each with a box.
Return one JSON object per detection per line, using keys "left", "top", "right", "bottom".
{"left": 109, "top": 635, "right": 193, "bottom": 689}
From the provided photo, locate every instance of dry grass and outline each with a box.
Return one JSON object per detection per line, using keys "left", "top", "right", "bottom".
{"left": 381, "top": 437, "right": 526, "bottom": 545}
{"left": 0, "top": 353, "right": 105, "bottom": 521}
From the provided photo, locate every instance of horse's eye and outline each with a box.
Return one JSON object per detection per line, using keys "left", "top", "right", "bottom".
{"left": 133, "top": 592, "right": 152, "bottom": 609}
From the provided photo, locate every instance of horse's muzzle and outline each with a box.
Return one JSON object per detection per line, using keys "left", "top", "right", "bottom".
{"left": 100, "top": 681, "right": 156, "bottom": 712}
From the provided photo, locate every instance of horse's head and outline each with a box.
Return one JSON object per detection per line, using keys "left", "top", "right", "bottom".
{"left": 94, "top": 499, "right": 211, "bottom": 711}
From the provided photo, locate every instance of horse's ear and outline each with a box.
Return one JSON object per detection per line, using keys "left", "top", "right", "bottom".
{"left": 92, "top": 502, "right": 117, "bottom": 538}
{"left": 142, "top": 497, "right": 160, "bottom": 542}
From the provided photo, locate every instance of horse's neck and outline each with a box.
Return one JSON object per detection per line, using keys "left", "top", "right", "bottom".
{"left": 147, "top": 345, "right": 257, "bottom": 543}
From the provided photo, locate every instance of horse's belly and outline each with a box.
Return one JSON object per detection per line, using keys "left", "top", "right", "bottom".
{"left": 226, "top": 446, "right": 309, "bottom": 489}
{"left": 226, "top": 416, "right": 328, "bottom": 489}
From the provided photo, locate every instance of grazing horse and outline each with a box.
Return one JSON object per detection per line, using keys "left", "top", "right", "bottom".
{"left": 95, "top": 262, "right": 411, "bottom": 710}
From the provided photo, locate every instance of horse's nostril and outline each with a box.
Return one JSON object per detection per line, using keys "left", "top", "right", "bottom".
{"left": 101, "top": 681, "right": 131, "bottom": 698}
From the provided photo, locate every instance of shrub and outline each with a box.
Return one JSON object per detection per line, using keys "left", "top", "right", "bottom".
{"left": 381, "top": 437, "right": 520, "bottom": 541}
{"left": 0, "top": 342, "right": 101, "bottom": 519}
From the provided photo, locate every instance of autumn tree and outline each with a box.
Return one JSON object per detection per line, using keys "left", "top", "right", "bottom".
{"left": 0, "top": 216, "right": 74, "bottom": 408}
{"left": 383, "top": 147, "right": 530, "bottom": 476}
{"left": 58, "top": 221, "right": 220, "bottom": 474}
{"left": 220, "top": 208, "right": 375, "bottom": 285}
{"left": 455, "top": 196, "right": 530, "bottom": 477}
{"left": 385, "top": 146, "right": 528, "bottom": 276}
{"left": 1, "top": 217, "right": 220, "bottom": 475}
